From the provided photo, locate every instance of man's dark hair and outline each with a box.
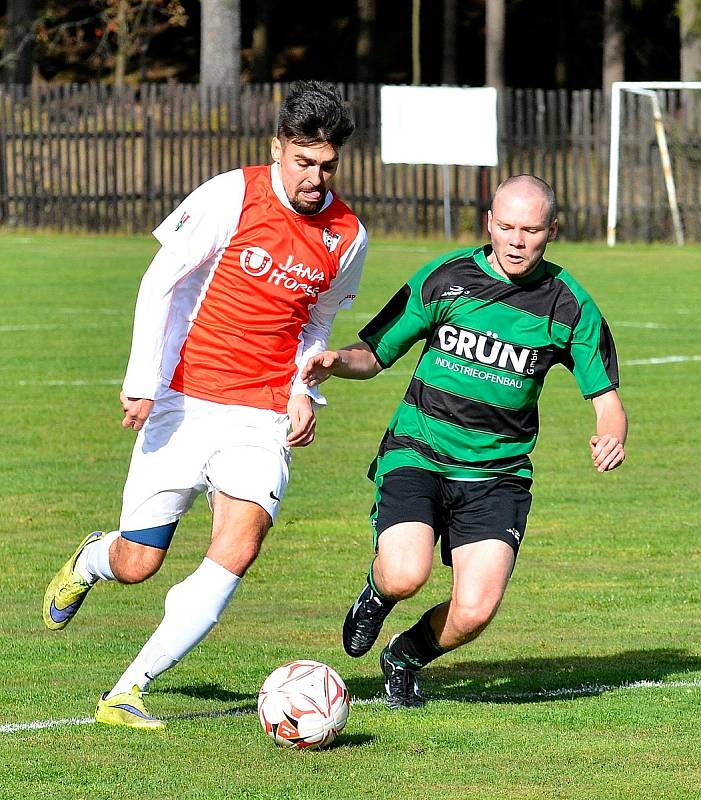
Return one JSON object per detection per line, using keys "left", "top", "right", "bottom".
{"left": 277, "top": 81, "right": 355, "bottom": 148}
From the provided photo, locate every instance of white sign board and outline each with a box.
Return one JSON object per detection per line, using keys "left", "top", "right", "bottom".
{"left": 380, "top": 85, "right": 498, "bottom": 166}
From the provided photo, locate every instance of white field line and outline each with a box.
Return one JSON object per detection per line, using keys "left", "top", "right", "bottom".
{"left": 17, "top": 379, "right": 122, "bottom": 387}
{"left": 621, "top": 355, "right": 701, "bottom": 366}
{"left": 2, "top": 678, "right": 699, "bottom": 734}
{"left": 1, "top": 322, "right": 121, "bottom": 332}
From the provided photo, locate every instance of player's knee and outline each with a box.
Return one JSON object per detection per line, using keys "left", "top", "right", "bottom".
{"left": 448, "top": 597, "right": 499, "bottom": 642}
{"left": 377, "top": 560, "right": 430, "bottom": 600}
{"left": 111, "top": 537, "right": 165, "bottom": 584}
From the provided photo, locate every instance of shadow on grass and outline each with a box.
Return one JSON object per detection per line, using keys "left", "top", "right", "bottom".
{"left": 345, "top": 648, "right": 701, "bottom": 704}
{"left": 168, "top": 682, "right": 254, "bottom": 703}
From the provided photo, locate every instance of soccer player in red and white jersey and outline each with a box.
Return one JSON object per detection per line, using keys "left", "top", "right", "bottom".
{"left": 42, "top": 81, "right": 368, "bottom": 728}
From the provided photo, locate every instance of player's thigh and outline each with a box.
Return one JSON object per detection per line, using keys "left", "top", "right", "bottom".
{"left": 205, "top": 408, "right": 291, "bottom": 526}
{"left": 208, "top": 492, "right": 272, "bottom": 575}
{"left": 375, "top": 521, "right": 435, "bottom": 593}
{"left": 119, "top": 392, "right": 209, "bottom": 535}
{"left": 372, "top": 468, "right": 442, "bottom": 591}
{"left": 450, "top": 538, "right": 515, "bottom": 613}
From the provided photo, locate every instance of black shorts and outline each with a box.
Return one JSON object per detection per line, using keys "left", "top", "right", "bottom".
{"left": 371, "top": 467, "right": 533, "bottom": 566}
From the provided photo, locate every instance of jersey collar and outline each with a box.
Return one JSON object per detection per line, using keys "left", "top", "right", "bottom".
{"left": 475, "top": 245, "right": 547, "bottom": 285}
{"left": 270, "top": 162, "right": 334, "bottom": 215}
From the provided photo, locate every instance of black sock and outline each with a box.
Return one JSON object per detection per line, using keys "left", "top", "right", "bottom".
{"left": 389, "top": 605, "right": 446, "bottom": 669}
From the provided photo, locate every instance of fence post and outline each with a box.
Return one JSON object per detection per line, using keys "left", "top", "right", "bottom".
{"left": 142, "top": 84, "right": 155, "bottom": 230}
{"left": 0, "top": 88, "right": 8, "bottom": 223}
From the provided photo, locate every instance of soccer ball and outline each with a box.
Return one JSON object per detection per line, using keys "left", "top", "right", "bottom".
{"left": 258, "top": 660, "right": 350, "bottom": 750}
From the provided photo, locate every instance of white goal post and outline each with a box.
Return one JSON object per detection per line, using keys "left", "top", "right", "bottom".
{"left": 607, "top": 81, "right": 701, "bottom": 247}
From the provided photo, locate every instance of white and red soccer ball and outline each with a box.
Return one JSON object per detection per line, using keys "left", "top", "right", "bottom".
{"left": 258, "top": 660, "right": 350, "bottom": 750}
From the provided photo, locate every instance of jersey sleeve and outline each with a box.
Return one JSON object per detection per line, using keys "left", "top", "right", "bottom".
{"left": 289, "top": 222, "right": 369, "bottom": 403}
{"left": 314, "top": 221, "right": 368, "bottom": 314}
{"left": 358, "top": 268, "right": 434, "bottom": 368}
{"left": 152, "top": 170, "right": 244, "bottom": 266}
{"left": 565, "top": 297, "right": 620, "bottom": 399}
{"left": 121, "top": 246, "right": 196, "bottom": 399}
{"left": 122, "top": 171, "right": 245, "bottom": 399}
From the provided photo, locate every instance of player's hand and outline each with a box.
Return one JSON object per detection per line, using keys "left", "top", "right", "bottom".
{"left": 589, "top": 434, "right": 625, "bottom": 472}
{"left": 301, "top": 351, "right": 341, "bottom": 387}
{"left": 120, "top": 391, "right": 154, "bottom": 432}
{"left": 286, "top": 394, "right": 316, "bottom": 448}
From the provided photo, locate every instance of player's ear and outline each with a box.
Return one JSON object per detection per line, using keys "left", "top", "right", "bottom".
{"left": 271, "top": 137, "right": 282, "bottom": 162}
{"left": 486, "top": 209, "right": 493, "bottom": 235}
{"left": 547, "top": 218, "right": 558, "bottom": 241}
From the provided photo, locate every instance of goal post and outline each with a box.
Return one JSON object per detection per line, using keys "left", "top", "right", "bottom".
{"left": 607, "top": 81, "right": 701, "bottom": 247}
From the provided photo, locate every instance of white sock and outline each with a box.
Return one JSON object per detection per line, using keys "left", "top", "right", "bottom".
{"left": 75, "top": 530, "right": 120, "bottom": 584}
{"left": 107, "top": 557, "right": 240, "bottom": 698}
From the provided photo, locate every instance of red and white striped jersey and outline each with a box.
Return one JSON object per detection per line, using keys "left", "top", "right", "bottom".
{"left": 122, "top": 164, "right": 368, "bottom": 412}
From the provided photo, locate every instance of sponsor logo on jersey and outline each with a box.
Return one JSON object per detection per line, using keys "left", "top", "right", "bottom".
{"left": 239, "top": 247, "right": 326, "bottom": 297}
{"left": 323, "top": 228, "right": 342, "bottom": 253}
{"left": 240, "top": 246, "right": 274, "bottom": 276}
{"left": 175, "top": 211, "right": 191, "bottom": 231}
{"left": 436, "top": 324, "right": 536, "bottom": 374}
{"left": 441, "top": 285, "right": 470, "bottom": 298}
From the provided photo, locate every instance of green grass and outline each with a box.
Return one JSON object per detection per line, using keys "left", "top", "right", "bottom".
{"left": 0, "top": 234, "right": 699, "bottom": 800}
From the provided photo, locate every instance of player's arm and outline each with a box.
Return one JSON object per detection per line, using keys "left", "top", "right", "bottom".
{"left": 589, "top": 389, "right": 627, "bottom": 472}
{"left": 120, "top": 246, "right": 190, "bottom": 430}
{"left": 121, "top": 171, "right": 244, "bottom": 432}
{"left": 302, "top": 342, "right": 382, "bottom": 386}
{"left": 290, "top": 222, "right": 368, "bottom": 401}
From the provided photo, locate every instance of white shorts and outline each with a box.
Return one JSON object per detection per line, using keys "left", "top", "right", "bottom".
{"left": 120, "top": 388, "right": 291, "bottom": 533}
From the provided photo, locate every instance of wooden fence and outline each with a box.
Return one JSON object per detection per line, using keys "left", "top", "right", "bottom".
{"left": 1, "top": 82, "right": 700, "bottom": 241}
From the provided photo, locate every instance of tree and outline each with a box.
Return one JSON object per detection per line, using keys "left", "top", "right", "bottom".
{"left": 680, "top": 0, "right": 701, "bottom": 81}
{"left": 485, "top": 0, "right": 504, "bottom": 89}
{"left": 441, "top": 0, "right": 457, "bottom": 85}
{"left": 251, "top": 0, "right": 270, "bottom": 83}
{"left": 411, "top": 0, "right": 421, "bottom": 84}
{"left": 356, "top": 0, "right": 375, "bottom": 82}
{"left": 200, "top": 0, "right": 240, "bottom": 87}
{"left": 2, "top": 0, "right": 35, "bottom": 84}
{"left": 603, "top": 0, "right": 624, "bottom": 94}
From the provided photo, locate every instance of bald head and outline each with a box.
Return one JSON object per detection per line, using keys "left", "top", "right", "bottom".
{"left": 486, "top": 174, "right": 558, "bottom": 281}
{"left": 492, "top": 175, "right": 557, "bottom": 225}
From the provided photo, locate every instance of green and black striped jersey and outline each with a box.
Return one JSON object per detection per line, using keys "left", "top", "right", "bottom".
{"left": 360, "top": 245, "right": 619, "bottom": 482}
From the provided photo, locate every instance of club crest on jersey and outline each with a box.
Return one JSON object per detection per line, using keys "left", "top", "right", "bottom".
{"left": 175, "top": 212, "right": 191, "bottom": 232}
{"left": 323, "top": 228, "right": 342, "bottom": 253}
{"left": 240, "top": 246, "right": 274, "bottom": 277}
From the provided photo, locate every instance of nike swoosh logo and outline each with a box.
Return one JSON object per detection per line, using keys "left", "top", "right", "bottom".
{"left": 269, "top": 491, "right": 280, "bottom": 501}
{"left": 49, "top": 597, "right": 83, "bottom": 624}
{"left": 112, "top": 703, "right": 156, "bottom": 720}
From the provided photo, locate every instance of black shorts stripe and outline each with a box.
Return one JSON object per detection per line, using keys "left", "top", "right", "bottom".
{"left": 404, "top": 378, "right": 539, "bottom": 439}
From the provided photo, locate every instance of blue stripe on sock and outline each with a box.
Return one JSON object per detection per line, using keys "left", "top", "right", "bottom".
{"left": 121, "top": 522, "right": 178, "bottom": 550}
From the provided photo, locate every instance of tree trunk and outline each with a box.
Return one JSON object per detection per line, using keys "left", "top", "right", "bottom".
{"left": 114, "top": 0, "right": 129, "bottom": 88}
{"left": 356, "top": 0, "right": 376, "bottom": 82}
{"left": 412, "top": 0, "right": 421, "bottom": 84}
{"left": 251, "top": 0, "right": 270, "bottom": 83}
{"left": 442, "top": 0, "right": 457, "bottom": 85}
{"left": 680, "top": 0, "right": 701, "bottom": 81}
{"left": 3, "top": 0, "right": 35, "bottom": 84}
{"left": 200, "top": 0, "right": 241, "bottom": 87}
{"left": 603, "top": 0, "right": 624, "bottom": 94}
{"left": 485, "top": 0, "right": 505, "bottom": 89}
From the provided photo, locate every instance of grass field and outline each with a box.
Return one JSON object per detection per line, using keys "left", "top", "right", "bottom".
{"left": 0, "top": 233, "right": 699, "bottom": 800}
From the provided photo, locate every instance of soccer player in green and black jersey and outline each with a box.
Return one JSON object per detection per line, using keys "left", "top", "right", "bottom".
{"left": 302, "top": 175, "right": 627, "bottom": 708}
